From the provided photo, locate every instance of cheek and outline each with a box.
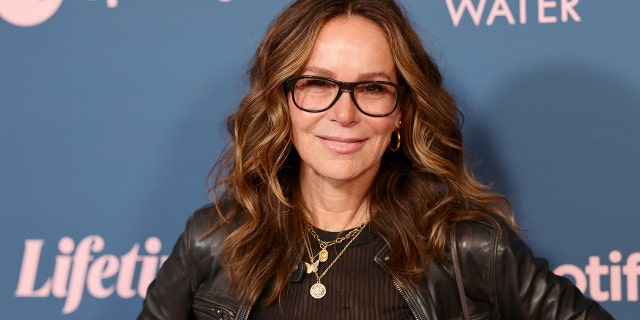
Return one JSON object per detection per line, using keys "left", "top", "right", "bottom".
{"left": 288, "top": 97, "right": 302, "bottom": 140}
{"left": 371, "top": 117, "right": 401, "bottom": 152}
{"left": 288, "top": 100, "right": 315, "bottom": 144}
{"left": 374, "top": 115, "right": 401, "bottom": 140}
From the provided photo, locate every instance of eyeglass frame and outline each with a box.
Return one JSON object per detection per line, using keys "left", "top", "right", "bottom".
{"left": 284, "top": 75, "right": 405, "bottom": 117}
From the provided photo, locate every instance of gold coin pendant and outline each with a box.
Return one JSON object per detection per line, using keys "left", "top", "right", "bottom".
{"left": 310, "top": 282, "right": 326, "bottom": 299}
{"left": 318, "top": 249, "right": 329, "bottom": 262}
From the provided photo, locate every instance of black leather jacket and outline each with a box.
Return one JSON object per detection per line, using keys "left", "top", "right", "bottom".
{"left": 138, "top": 205, "right": 613, "bottom": 320}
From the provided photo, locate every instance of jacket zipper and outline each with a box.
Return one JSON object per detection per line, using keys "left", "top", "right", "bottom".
{"left": 392, "top": 278, "right": 421, "bottom": 320}
{"left": 379, "top": 251, "right": 423, "bottom": 320}
{"left": 241, "top": 305, "right": 252, "bottom": 320}
{"left": 195, "top": 294, "right": 241, "bottom": 320}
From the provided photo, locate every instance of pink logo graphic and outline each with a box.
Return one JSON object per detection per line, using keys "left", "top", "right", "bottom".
{"left": 0, "top": 0, "right": 120, "bottom": 27}
{"left": 0, "top": 0, "right": 64, "bottom": 27}
{"left": 554, "top": 250, "right": 640, "bottom": 302}
{"left": 445, "top": 0, "right": 581, "bottom": 27}
{"left": 15, "top": 236, "right": 168, "bottom": 314}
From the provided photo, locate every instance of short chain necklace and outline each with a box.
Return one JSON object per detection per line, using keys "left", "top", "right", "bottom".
{"left": 307, "top": 220, "right": 369, "bottom": 263}
{"left": 304, "top": 220, "right": 369, "bottom": 299}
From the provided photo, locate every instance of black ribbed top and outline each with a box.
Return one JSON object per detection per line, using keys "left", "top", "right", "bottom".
{"left": 250, "top": 225, "right": 414, "bottom": 320}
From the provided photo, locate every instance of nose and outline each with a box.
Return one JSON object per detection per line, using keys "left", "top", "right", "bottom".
{"left": 328, "top": 89, "right": 359, "bottom": 126}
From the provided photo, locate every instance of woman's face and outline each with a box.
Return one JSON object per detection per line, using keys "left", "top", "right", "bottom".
{"left": 289, "top": 15, "right": 402, "bottom": 185}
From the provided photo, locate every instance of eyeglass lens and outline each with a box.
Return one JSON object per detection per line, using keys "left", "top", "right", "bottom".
{"left": 291, "top": 77, "right": 398, "bottom": 116}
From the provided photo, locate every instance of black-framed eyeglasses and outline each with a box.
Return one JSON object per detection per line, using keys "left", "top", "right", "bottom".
{"left": 284, "top": 75, "right": 404, "bottom": 117}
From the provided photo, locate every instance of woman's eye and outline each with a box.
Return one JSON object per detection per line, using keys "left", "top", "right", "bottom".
{"left": 306, "top": 80, "right": 329, "bottom": 88}
{"left": 361, "top": 84, "right": 386, "bottom": 94}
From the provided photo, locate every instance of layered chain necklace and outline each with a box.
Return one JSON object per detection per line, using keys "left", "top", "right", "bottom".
{"left": 303, "top": 220, "right": 369, "bottom": 299}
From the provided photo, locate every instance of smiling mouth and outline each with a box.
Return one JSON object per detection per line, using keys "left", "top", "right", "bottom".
{"left": 319, "top": 136, "right": 366, "bottom": 143}
{"left": 318, "top": 136, "right": 367, "bottom": 153}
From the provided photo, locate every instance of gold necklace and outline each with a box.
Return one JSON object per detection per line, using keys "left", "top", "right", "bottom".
{"left": 304, "top": 221, "right": 369, "bottom": 299}
{"left": 307, "top": 220, "right": 369, "bottom": 263}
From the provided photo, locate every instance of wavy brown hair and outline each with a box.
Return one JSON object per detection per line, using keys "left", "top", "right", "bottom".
{"left": 206, "top": 0, "right": 515, "bottom": 307}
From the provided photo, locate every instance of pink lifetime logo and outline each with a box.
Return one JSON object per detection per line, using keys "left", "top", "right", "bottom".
{"left": 15, "top": 235, "right": 168, "bottom": 314}
{"left": 0, "top": 0, "right": 118, "bottom": 27}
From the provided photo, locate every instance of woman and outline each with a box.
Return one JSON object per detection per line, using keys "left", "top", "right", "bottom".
{"left": 139, "top": 0, "right": 613, "bottom": 319}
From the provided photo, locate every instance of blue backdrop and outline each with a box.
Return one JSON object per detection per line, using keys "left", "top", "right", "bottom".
{"left": 1, "top": 0, "right": 638, "bottom": 318}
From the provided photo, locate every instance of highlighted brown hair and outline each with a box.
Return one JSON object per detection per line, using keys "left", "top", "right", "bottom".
{"left": 207, "top": 0, "right": 514, "bottom": 306}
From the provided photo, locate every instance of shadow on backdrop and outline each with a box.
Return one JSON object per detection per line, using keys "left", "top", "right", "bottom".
{"left": 464, "top": 60, "right": 639, "bottom": 251}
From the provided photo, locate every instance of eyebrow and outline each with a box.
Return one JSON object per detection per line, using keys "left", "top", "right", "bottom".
{"left": 303, "top": 66, "right": 393, "bottom": 81}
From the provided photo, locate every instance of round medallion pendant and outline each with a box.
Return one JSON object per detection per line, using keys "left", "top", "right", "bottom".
{"left": 318, "top": 249, "right": 329, "bottom": 262}
{"left": 310, "top": 282, "right": 326, "bottom": 299}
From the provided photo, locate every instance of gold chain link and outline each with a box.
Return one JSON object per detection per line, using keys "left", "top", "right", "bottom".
{"left": 307, "top": 220, "right": 369, "bottom": 249}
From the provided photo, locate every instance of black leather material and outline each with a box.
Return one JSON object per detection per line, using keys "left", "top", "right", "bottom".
{"left": 138, "top": 205, "right": 614, "bottom": 320}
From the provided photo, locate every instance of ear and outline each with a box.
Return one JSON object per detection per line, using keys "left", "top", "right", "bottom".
{"left": 394, "top": 117, "right": 402, "bottom": 130}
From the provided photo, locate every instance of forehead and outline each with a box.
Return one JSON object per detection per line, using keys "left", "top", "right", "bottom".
{"left": 303, "top": 15, "right": 396, "bottom": 80}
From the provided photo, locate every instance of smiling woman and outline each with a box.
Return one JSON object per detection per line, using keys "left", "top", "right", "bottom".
{"left": 137, "top": 0, "right": 613, "bottom": 319}
{"left": 289, "top": 15, "right": 402, "bottom": 203}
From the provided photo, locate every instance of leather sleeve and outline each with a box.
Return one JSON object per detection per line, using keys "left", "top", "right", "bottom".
{"left": 492, "top": 223, "right": 614, "bottom": 319}
{"left": 137, "top": 206, "right": 219, "bottom": 320}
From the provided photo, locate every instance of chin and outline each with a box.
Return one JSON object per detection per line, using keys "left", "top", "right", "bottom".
{"left": 314, "top": 164, "right": 377, "bottom": 183}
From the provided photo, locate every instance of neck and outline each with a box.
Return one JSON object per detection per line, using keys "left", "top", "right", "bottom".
{"left": 299, "top": 169, "right": 373, "bottom": 232}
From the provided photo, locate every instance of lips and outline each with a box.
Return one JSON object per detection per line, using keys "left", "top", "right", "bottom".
{"left": 318, "top": 135, "right": 367, "bottom": 153}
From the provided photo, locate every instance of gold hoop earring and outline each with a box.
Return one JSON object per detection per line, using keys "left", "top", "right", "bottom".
{"left": 389, "top": 128, "right": 401, "bottom": 152}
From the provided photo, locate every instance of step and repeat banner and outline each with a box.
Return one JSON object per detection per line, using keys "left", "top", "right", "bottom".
{"left": 1, "top": 0, "right": 638, "bottom": 318}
